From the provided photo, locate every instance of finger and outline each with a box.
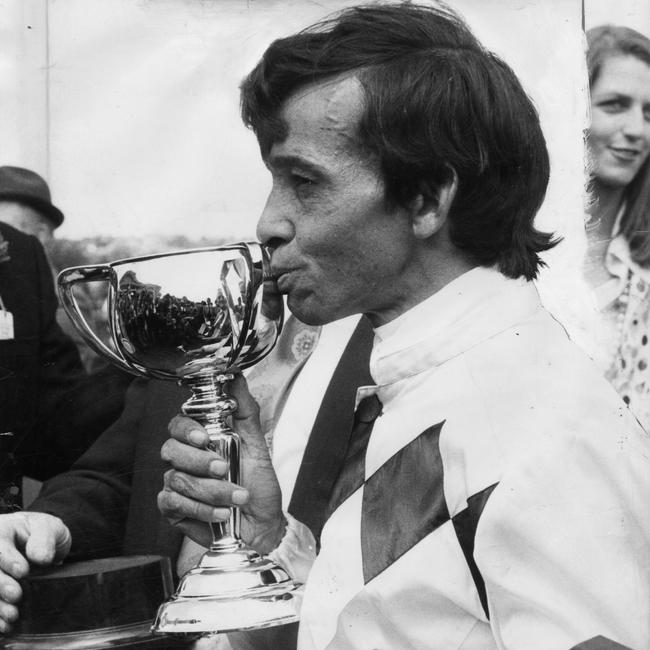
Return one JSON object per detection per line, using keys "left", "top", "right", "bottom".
{"left": 0, "top": 538, "right": 28, "bottom": 580}
{"left": 161, "top": 439, "right": 227, "bottom": 477}
{"left": 23, "top": 518, "right": 71, "bottom": 566}
{"left": 229, "top": 375, "right": 270, "bottom": 457}
{"left": 0, "top": 600, "right": 18, "bottom": 623}
{"left": 168, "top": 414, "right": 210, "bottom": 447}
{"left": 261, "top": 279, "right": 283, "bottom": 320}
{"left": 163, "top": 469, "right": 248, "bottom": 507}
{"left": 230, "top": 374, "right": 261, "bottom": 425}
{"left": 0, "top": 573, "right": 22, "bottom": 605}
{"left": 0, "top": 600, "right": 19, "bottom": 634}
{"left": 158, "top": 487, "right": 232, "bottom": 525}
{"left": 168, "top": 518, "right": 214, "bottom": 550}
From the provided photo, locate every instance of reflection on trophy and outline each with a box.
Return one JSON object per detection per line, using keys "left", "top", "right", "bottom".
{"left": 57, "top": 242, "right": 300, "bottom": 636}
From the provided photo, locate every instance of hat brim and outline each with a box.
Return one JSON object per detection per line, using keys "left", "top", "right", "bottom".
{"left": 0, "top": 192, "right": 64, "bottom": 228}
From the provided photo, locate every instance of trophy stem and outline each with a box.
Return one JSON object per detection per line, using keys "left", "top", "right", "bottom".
{"left": 180, "top": 372, "right": 241, "bottom": 552}
{"left": 155, "top": 371, "right": 301, "bottom": 634}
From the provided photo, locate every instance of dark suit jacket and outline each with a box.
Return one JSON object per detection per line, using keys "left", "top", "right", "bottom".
{"left": 32, "top": 378, "right": 187, "bottom": 560}
{"left": 0, "top": 222, "right": 131, "bottom": 492}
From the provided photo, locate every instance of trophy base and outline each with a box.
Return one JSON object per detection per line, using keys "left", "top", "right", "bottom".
{"left": 152, "top": 546, "right": 301, "bottom": 634}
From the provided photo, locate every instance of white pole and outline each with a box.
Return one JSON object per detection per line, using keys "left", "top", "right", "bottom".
{"left": 0, "top": 0, "right": 49, "bottom": 176}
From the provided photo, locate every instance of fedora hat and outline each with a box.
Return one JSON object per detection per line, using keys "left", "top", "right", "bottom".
{"left": 0, "top": 166, "right": 64, "bottom": 228}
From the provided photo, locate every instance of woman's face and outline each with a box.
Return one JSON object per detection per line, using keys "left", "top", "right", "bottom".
{"left": 588, "top": 54, "right": 650, "bottom": 189}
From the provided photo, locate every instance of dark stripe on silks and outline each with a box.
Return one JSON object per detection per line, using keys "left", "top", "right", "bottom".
{"left": 451, "top": 482, "right": 498, "bottom": 619}
{"left": 361, "top": 422, "right": 447, "bottom": 584}
{"left": 288, "top": 316, "right": 374, "bottom": 544}
{"left": 321, "top": 394, "right": 383, "bottom": 546}
{"left": 570, "top": 636, "right": 633, "bottom": 650}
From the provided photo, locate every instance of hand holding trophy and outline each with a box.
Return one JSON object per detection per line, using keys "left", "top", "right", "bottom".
{"left": 58, "top": 242, "right": 299, "bottom": 636}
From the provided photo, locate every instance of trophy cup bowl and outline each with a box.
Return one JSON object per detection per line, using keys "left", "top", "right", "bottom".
{"left": 57, "top": 242, "right": 300, "bottom": 636}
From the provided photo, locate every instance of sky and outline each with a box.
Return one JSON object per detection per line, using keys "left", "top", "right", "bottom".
{"left": 586, "top": 0, "right": 650, "bottom": 32}
{"left": 4, "top": 0, "right": 645, "bottom": 245}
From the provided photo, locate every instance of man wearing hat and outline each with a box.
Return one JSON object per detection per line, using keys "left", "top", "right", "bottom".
{"left": 0, "top": 166, "right": 111, "bottom": 373}
{"left": 0, "top": 166, "right": 64, "bottom": 252}
{"left": 0, "top": 166, "right": 129, "bottom": 514}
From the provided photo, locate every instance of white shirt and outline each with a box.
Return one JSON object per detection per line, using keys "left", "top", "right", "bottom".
{"left": 277, "top": 267, "right": 650, "bottom": 650}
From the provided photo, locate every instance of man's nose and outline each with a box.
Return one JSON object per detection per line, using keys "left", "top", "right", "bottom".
{"left": 256, "top": 190, "right": 294, "bottom": 247}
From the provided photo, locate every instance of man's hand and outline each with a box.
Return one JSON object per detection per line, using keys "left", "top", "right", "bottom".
{"left": 158, "top": 374, "right": 286, "bottom": 554}
{"left": 0, "top": 512, "right": 71, "bottom": 634}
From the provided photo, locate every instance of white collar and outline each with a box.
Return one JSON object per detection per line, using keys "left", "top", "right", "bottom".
{"left": 370, "top": 266, "right": 542, "bottom": 386}
{"left": 590, "top": 204, "right": 650, "bottom": 308}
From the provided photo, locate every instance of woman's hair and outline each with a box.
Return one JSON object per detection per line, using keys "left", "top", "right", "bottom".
{"left": 241, "top": 2, "right": 557, "bottom": 280}
{"left": 587, "top": 25, "right": 650, "bottom": 267}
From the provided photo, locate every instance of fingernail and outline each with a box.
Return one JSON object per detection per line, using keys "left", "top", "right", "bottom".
{"left": 232, "top": 489, "right": 249, "bottom": 505}
{"left": 188, "top": 430, "right": 205, "bottom": 446}
{"left": 209, "top": 460, "right": 228, "bottom": 477}
{"left": 211, "top": 508, "right": 229, "bottom": 522}
{"left": 11, "top": 563, "right": 23, "bottom": 577}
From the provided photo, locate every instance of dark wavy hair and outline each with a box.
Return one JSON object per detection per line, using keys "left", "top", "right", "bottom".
{"left": 240, "top": 2, "right": 557, "bottom": 280}
{"left": 587, "top": 25, "right": 650, "bottom": 268}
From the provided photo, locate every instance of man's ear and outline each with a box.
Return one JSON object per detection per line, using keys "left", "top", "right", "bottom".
{"left": 409, "top": 168, "right": 458, "bottom": 240}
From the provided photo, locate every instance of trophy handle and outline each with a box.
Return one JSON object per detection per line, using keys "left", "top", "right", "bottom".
{"left": 57, "top": 264, "right": 138, "bottom": 376}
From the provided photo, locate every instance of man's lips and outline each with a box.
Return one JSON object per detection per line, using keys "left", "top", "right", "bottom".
{"left": 268, "top": 266, "right": 297, "bottom": 291}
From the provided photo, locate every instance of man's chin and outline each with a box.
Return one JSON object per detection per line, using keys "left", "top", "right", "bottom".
{"left": 286, "top": 296, "right": 340, "bottom": 327}
{"left": 287, "top": 308, "right": 332, "bottom": 327}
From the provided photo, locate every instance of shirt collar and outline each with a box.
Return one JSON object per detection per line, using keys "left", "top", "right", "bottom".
{"left": 369, "top": 266, "right": 542, "bottom": 386}
{"left": 593, "top": 207, "right": 650, "bottom": 309}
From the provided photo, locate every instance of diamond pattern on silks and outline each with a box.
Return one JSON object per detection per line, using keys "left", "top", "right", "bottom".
{"left": 361, "top": 421, "right": 447, "bottom": 584}
{"left": 570, "top": 637, "right": 633, "bottom": 650}
{"left": 327, "top": 412, "right": 501, "bottom": 606}
{"left": 451, "top": 482, "right": 498, "bottom": 619}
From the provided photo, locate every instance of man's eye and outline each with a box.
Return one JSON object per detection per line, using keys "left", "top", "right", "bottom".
{"left": 291, "top": 174, "right": 315, "bottom": 187}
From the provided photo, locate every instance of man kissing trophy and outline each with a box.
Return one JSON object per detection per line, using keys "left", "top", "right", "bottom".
{"left": 55, "top": 242, "right": 298, "bottom": 639}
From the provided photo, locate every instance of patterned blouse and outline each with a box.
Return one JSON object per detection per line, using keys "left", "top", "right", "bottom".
{"left": 583, "top": 227, "right": 650, "bottom": 431}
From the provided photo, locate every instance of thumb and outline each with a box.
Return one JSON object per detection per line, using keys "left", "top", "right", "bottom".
{"left": 23, "top": 516, "right": 71, "bottom": 566}
{"left": 230, "top": 373, "right": 270, "bottom": 457}
{"left": 230, "top": 374, "right": 262, "bottom": 432}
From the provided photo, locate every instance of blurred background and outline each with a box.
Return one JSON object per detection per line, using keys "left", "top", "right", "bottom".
{"left": 0, "top": 0, "right": 644, "bottom": 367}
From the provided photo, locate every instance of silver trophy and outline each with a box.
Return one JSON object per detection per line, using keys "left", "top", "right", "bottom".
{"left": 58, "top": 242, "right": 300, "bottom": 635}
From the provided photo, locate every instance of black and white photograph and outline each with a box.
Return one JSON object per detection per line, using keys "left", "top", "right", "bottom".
{"left": 0, "top": 1, "right": 648, "bottom": 648}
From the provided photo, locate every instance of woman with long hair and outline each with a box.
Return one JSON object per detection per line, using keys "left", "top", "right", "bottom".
{"left": 584, "top": 24, "right": 650, "bottom": 428}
